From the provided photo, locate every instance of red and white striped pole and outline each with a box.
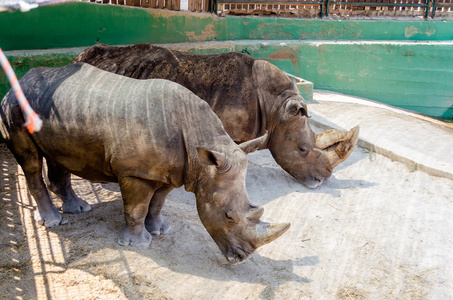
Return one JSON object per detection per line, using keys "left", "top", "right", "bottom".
{"left": 0, "top": 48, "right": 42, "bottom": 133}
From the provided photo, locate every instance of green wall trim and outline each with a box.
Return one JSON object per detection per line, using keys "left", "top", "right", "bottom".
{"left": 1, "top": 2, "right": 453, "bottom": 51}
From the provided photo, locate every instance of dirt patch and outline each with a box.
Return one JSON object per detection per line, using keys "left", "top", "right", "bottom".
{"left": 1, "top": 139, "right": 452, "bottom": 299}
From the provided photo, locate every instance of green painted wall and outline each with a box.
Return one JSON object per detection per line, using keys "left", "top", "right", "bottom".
{"left": 235, "top": 41, "right": 453, "bottom": 119}
{"left": 1, "top": 2, "right": 452, "bottom": 120}
{"left": 1, "top": 2, "right": 453, "bottom": 51}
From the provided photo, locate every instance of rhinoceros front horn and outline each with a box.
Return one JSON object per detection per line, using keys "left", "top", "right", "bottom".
{"left": 254, "top": 221, "right": 291, "bottom": 248}
{"left": 316, "top": 126, "right": 360, "bottom": 169}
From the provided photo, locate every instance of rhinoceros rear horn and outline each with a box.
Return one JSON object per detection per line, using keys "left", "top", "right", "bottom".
{"left": 254, "top": 222, "right": 291, "bottom": 248}
{"left": 247, "top": 206, "right": 264, "bottom": 222}
{"left": 238, "top": 131, "right": 269, "bottom": 154}
{"left": 316, "top": 126, "right": 360, "bottom": 169}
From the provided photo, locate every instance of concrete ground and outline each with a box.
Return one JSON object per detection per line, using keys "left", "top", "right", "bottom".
{"left": 309, "top": 90, "right": 453, "bottom": 181}
{"left": 1, "top": 89, "right": 452, "bottom": 299}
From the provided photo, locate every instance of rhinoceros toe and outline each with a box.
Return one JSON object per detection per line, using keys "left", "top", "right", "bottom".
{"left": 61, "top": 198, "right": 92, "bottom": 214}
{"left": 145, "top": 213, "right": 172, "bottom": 235}
{"left": 118, "top": 226, "right": 152, "bottom": 249}
{"left": 34, "top": 209, "right": 62, "bottom": 227}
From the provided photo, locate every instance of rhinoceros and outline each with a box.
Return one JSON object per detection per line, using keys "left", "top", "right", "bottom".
{"left": 74, "top": 44, "right": 359, "bottom": 188}
{"left": 0, "top": 63, "right": 290, "bottom": 264}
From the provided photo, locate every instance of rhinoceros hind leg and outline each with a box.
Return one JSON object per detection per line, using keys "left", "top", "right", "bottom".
{"left": 6, "top": 131, "right": 61, "bottom": 227}
{"left": 118, "top": 176, "right": 156, "bottom": 249}
{"left": 46, "top": 160, "right": 91, "bottom": 214}
{"left": 145, "top": 185, "right": 173, "bottom": 235}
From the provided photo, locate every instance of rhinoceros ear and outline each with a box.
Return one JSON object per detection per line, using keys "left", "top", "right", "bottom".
{"left": 238, "top": 131, "right": 269, "bottom": 154}
{"left": 285, "top": 99, "right": 308, "bottom": 118}
{"left": 197, "top": 147, "right": 229, "bottom": 170}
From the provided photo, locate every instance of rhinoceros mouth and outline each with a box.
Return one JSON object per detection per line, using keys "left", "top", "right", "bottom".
{"left": 225, "top": 246, "right": 250, "bottom": 265}
{"left": 300, "top": 175, "right": 326, "bottom": 189}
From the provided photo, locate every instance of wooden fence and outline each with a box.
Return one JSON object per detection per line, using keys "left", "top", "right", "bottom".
{"left": 89, "top": 0, "right": 453, "bottom": 17}
{"left": 90, "top": 0, "right": 210, "bottom": 11}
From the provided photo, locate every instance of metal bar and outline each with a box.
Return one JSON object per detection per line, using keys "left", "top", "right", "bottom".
{"left": 425, "top": 0, "right": 430, "bottom": 18}
{"left": 325, "top": 0, "right": 329, "bottom": 16}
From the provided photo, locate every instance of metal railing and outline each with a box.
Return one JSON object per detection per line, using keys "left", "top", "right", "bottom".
{"left": 431, "top": 0, "right": 453, "bottom": 17}
{"left": 83, "top": 0, "right": 453, "bottom": 17}
{"left": 213, "top": 0, "right": 323, "bottom": 16}
{"left": 213, "top": 0, "right": 453, "bottom": 17}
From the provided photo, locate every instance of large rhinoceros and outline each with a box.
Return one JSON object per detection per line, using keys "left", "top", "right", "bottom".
{"left": 0, "top": 63, "right": 290, "bottom": 264}
{"left": 74, "top": 44, "right": 359, "bottom": 188}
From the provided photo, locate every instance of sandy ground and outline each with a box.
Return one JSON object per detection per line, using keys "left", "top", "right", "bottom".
{"left": 1, "top": 121, "right": 453, "bottom": 299}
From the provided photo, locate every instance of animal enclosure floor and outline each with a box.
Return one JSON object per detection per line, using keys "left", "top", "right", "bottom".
{"left": 1, "top": 96, "right": 453, "bottom": 299}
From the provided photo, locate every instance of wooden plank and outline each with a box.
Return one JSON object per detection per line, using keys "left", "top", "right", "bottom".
{"left": 172, "top": 0, "right": 181, "bottom": 10}
{"left": 125, "top": 0, "right": 134, "bottom": 5}
{"left": 141, "top": 0, "right": 150, "bottom": 7}
{"left": 196, "top": 0, "right": 202, "bottom": 11}
{"left": 158, "top": 0, "right": 165, "bottom": 8}
{"left": 134, "top": 0, "right": 141, "bottom": 5}
{"left": 165, "top": 0, "right": 172, "bottom": 9}
{"left": 189, "top": 0, "right": 196, "bottom": 11}
{"left": 203, "top": 0, "right": 210, "bottom": 11}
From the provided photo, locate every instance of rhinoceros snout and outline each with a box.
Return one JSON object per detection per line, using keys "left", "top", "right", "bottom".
{"left": 226, "top": 246, "right": 249, "bottom": 265}
{"left": 303, "top": 175, "right": 326, "bottom": 189}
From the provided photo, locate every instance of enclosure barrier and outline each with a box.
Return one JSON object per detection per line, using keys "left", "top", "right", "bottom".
{"left": 214, "top": 0, "right": 323, "bottom": 17}
{"left": 432, "top": 0, "right": 453, "bottom": 17}
{"left": 88, "top": 0, "right": 453, "bottom": 16}
{"left": 325, "top": 0, "right": 431, "bottom": 18}
{"left": 214, "top": 0, "right": 452, "bottom": 17}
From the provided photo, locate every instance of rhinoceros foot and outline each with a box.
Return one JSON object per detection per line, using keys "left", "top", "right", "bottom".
{"left": 118, "top": 225, "right": 152, "bottom": 249}
{"left": 145, "top": 213, "right": 172, "bottom": 236}
{"left": 34, "top": 208, "right": 62, "bottom": 227}
{"left": 61, "top": 197, "right": 92, "bottom": 214}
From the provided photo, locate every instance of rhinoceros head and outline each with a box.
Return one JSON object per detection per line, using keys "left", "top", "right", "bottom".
{"left": 267, "top": 94, "right": 359, "bottom": 188}
{"left": 253, "top": 61, "right": 359, "bottom": 188}
{"left": 266, "top": 91, "right": 330, "bottom": 188}
{"left": 193, "top": 134, "right": 290, "bottom": 264}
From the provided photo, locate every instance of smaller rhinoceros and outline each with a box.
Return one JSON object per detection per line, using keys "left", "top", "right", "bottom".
{"left": 0, "top": 63, "right": 290, "bottom": 264}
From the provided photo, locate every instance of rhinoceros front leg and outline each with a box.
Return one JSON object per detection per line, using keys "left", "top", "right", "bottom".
{"left": 6, "top": 132, "right": 61, "bottom": 227}
{"left": 117, "top": 176, "right": 155, "bottom": 249}
{"left": 46, "top": 160, "right": 91, "bottom": 214}
{"left": 145, "top": 184, "right": 173, "bottom": 235}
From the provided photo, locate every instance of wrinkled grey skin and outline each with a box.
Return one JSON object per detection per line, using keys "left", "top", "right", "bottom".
{"left": 0, "top": 63, "right": 289, "bottom": 263}
{"left": 74, "top": 44, "right": 341, "bottom": 188}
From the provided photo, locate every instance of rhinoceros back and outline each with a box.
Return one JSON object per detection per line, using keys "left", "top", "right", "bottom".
{"left": 1, "top": 63, "right": 229, "bottom": 184}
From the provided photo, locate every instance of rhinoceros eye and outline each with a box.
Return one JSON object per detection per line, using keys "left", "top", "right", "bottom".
{"left": 298, "top": 146, "right": 309, "bottom": 158}
{"left": 224, "top": 211, "right": 235, "bottom": 223}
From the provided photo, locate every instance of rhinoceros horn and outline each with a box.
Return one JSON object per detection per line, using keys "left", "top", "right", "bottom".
{"left": 254, "top": 221, "right": 291, "bottom": 248}
{"left": 239, "top": 131, "right": 269, "bottom": 154}
{"left": 247, "top": 206, "right": 264, "bottom": 222}
{"left": 316, "top": 126, "right": 360, "bottom": 169}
